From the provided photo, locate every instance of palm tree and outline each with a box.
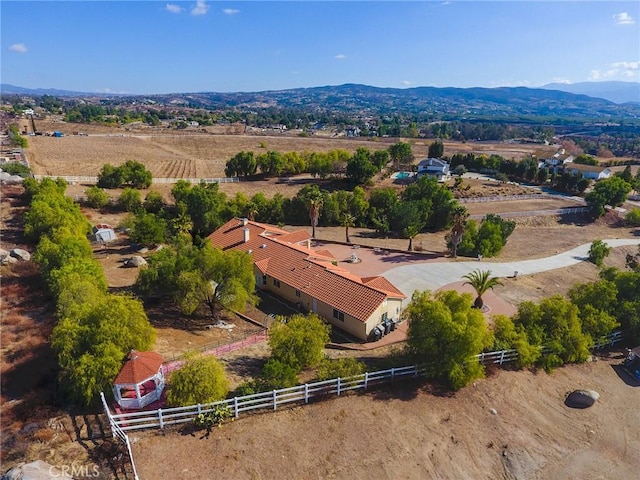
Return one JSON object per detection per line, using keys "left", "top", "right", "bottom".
{"left": 341, "top": 213, "right": 355, "bottom": 243}
{"left": 462, "top": 269, "right": 503, "bottom": 309}
{"left": 403, "top": 225, "right": 419, "bottom": 251}
{"left": 307, "top": 195, "right": 323, "bottom": 239}
{"left": 449, "top": 205, "right": 468, "bottom": 258}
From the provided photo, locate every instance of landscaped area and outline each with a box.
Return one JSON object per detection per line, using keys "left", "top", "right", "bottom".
{"left": 2, "top": 119, "right": 640, "bottom": 479}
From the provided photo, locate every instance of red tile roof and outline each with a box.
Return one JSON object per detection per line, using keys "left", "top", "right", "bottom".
{"left": 208, "top": 219, "right": 406, "bottom": 323}
{"left": 114, "top": 350, "right": 163, "bottom": 385}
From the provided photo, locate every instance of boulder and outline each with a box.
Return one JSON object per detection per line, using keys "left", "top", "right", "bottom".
{"left": 565, "top": 389, "right": 600, "bottom": 408}
{"left": 125, "top": 255, "right": 147, "bottom": 268}
{"left": 2, "top": 255, "right": 18, "bottom": 265}
{"left": 2, "top": 460, "right": 72, "bottom": 479}
{"left": 10, "top": 248, "right": 31, "bottom": 262}
{"left": 0, "top": 248, "right": 9, "bottom": 259}
{"left": 0, "top": 172, "right": 24, "bottom": 184}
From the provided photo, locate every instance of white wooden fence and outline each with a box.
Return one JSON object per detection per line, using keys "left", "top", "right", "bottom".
{"left": 469, "top": 206, "right": 589, "bottom": 220}
{"left": 100, "top": 393, "right": 139, "bottom": 480}
{"left": 102, "top": 330, "right": 624, "bottom": 435}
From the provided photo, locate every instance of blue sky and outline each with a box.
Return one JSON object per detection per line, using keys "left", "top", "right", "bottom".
{"left": 2, "top": 1, "right": 639, "bottom": 94}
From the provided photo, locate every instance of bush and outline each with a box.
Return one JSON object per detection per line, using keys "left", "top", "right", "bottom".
{"left": 269, "top": 314, "right": 330, "bottom": 371}
{"left": 261, "top": 359, "right": 299, "bottom": 389}
{"left": 625, "top": 208, "right": 640, "bottom": 226}
{"left": 167, "top": 354, "right": 229, "bottom": 407}
{"left": 588, "top": 240, "right": 611, "bottom": 267}
{"left": 85, "top": 186, "right": 110, "bottom": 209}
{"left": 315, "top": 357, "right": 366, "bottom": 381}
{"left": 1, "top": 162, "right": 30, "bottom": 177}
{"left": 118, "top": 188, "right": 142, "bottom": 212}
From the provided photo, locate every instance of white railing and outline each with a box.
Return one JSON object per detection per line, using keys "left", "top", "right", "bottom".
{"left": 100, "top": 392, "right": 139, "bottom": 480}
{"left": 101, "top": 331, "right": 624, "bottom": 435}
{"left": 104, "top": 365, "right": 421, "bottom": 432}
{"left": 33, "top": 175, "right": 239, "bottom": 185}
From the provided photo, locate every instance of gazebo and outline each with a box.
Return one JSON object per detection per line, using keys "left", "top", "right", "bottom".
{"left": 112, "top": 350, "right": 165, "bottom": 409}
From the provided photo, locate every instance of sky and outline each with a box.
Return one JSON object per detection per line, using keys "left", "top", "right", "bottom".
{"left": 1, "top": 1, "right": 639, "bottom": 94}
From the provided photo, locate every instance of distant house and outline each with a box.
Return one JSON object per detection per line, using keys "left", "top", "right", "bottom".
{"left": 23, "top": 109, "right": 34, "bottom": 116}
{"left": 417, "top": 158, "right": 450, "bottom": 182}
{"left": 208, "top": 218, "right": 406, "bottom": 341}
{"left": 89, "top": 224, "right": 116, "bottom": 244}
{"left": 345, "top": 126, "right": 361, "bottom": 137}
{"left": 566, "top": 164, "right": 612, "bottom": 180}
{"left": 543, "top": 153, "right": 574, "bottom": 171}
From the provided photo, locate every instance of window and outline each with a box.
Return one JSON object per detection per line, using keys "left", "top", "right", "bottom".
{"left": 295, "top": 290, "right": 301, "bottom": 297}
{"left": 381, "top": 312, "right": 388, "bottom": 322}
{"left": 273, "top": 279, "right": 281, "bottom": 287}
{"left": 332, "top": 309, "right": 345, "bottom": 322}
{"left": 262, "top": 275, "right": 267, "bottom": 286}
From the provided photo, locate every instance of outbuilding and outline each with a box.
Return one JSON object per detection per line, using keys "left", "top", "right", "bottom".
{"left": 112, "top": 350, "right": 165, "bottom": 409}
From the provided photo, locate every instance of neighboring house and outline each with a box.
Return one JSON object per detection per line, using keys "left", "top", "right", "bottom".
{"left": 417, "top": 158, "right": 450, "bottom": 182}
{"left": 208, "top": 218, "right": 406, "bottom": 341}
{"left": 566, "top": 164, "right": 612, "bottom": 180}
{"left": 543, "top": 153, "right": 574, "bottom": 171}
{"left": 345, "top": 126, "right": 361, "bottom": 137}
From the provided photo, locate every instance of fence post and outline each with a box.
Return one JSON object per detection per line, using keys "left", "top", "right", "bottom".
{"left": 304, "top": 384, "right": 309, "bottom": 403}
{"left": 413, "top": 365, "right": 418, "bottom": 377}
{"left": 234, "top": 397, "right": 239, "bottom": 418}
{"left": 364, "top": 372, "right": 368, "bottom": 390}
{"left": 499, "top": 350, "right": 505, "bottom": 365}
{"left": 158, "top": 409, "right": 164, "bottom": 429}
{"left": 273, "top": 389, "right": 277, "bottom": 411}
{"left": 337, "top": 378, "right": 341, "bottom": 396}
{"left": 197, "top": 404, "right": 201, "bottom": 415}
{"left": 391, "top": 367, "right": 395, "bottom": 380}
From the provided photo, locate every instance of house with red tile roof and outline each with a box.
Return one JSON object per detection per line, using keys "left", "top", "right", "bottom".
{"left": 208, "top": 218, "right": 406, "bottom": 341}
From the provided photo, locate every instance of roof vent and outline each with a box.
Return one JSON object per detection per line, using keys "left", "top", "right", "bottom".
{"left": 241, "top": 218, "right": 249, "bottom": 226}
{"left": 261, "top": 244, "right": 267, "bottom": 249}
{"left": 248, "top": 249, "right": 253, "bottom": 254}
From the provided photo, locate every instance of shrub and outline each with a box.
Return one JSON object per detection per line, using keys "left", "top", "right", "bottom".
{"left": 587, "top": 240, "right": 611, "bottom": 267}
{"left": 85, "top": 186, "right": 110, "bottom": 209}
{"left": 315, "top": 357, "right": 366, "bottom": 381}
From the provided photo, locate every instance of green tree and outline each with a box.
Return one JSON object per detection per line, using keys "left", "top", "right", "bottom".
{"left": 33, "top": 227, "right": 95, "bottom": 287}
{"left": 446, "top": 205, "right": 468, "bottom": 258}
{"left": 388, "top": 142, "right": 414, "bottom": 171}
{"left": 462, "top": 269, "right": 503, "bottom": 309}
{"left": 568, "top": 280, "right": 619, "bottom": 341}
{"left": 371, "top": 150, "right": 390, "bottom": 171}
{"left": 341, "top": 213, "right": 355, "bottom": 243}
{"left": 118, "top": 188, "right": 142, "bottom": 212}
{"left": 428, "top": 140, "right": 444, "bottom": 158}
{"left": 404, "top": 290, "right": 493, "bottom": 390}
{"left": 587, "top": 239, "right": 611, "bottom": 267}
{"left": 97, "top": 164, "right": 125, "bottom": 189}
{"left": 257, "top": 151, "right": 285, "bottom": 176}
{"left": 85, "top": 186, "right": 110, "bottom": 209}
{"left": 585, "top": 176, "right": 632, "bottom": 217}
{"left": 51, "top": 294, "right": 156, "bottom": 406}
{"left": 268, "top": 314, "right": 330, "bottom": 372}
{"left": 166, "top": 353, "right": 229, "bottom": 406}
{"left": 120, "top": 160, "right": 152, "bottom": 188}
{"left": 346, "top": 148, "right": 377, "bottom": 184}
{"left": 261, "top": 359, "right": 299, "bottom": 389}
{"left": 143, "top": 190, "right": 165, "bottom": 214}
{"left": 226, "top": 151, "right": 257, "bottom": 177}
{"left": 129, "top": 211, "right": 167, "bottom": 246}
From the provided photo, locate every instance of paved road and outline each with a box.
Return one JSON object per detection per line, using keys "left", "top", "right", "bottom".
{"left": 382, "top": 238, "right": 640, "bottom": 297}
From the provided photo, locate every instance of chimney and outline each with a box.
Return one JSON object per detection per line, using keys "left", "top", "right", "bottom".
{"left": 241, "top": 217, "right": 249, "bottom": 226}
{"left": 243, "top": 228, "right": 250, "bottom": 243}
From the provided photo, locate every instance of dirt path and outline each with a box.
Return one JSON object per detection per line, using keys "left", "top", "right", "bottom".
{"left": 132, "top": 353, "right": 639, "bottom": 480}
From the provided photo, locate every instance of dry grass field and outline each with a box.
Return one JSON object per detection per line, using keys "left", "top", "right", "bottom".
{"left": 23, "top": 119, "right": 555, "bottom": 179}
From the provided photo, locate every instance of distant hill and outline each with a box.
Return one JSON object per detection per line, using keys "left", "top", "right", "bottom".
{"left": 0, "top": 84, "right": 121, "bottom": 97}
{"left": 542, "top": 81, "right": 640, "bottom": 104}
{"left": 2, "top": 82, "right": 639, "bottom": 120}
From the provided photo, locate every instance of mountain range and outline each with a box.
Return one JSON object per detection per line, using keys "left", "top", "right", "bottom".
{"left": 2, "top": 82, "right": 639, "bottom": 120}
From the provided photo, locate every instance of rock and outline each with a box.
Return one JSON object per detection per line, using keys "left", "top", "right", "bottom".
{"left": 125, "top": 255, "right": 147, "bottom": 267}
{"left": 137, "top": 247, "right": 149, "bottom": 254}
{"left": 2, "top": 460, "right": 72, "bottom": 479}
{"left": 489, "top": 408, "right": 498, "bottom": 415}
{"left": 565, "top": 390, "right": 600, "bottom": 408}
{"left": 2, "top": 255, "right": 18, "bottom": 265}
{"left": 0, "top": 248, "right": 9, "bottom": 259}
{"left": 10, "top": 248, "right": 31, "bottom": 261}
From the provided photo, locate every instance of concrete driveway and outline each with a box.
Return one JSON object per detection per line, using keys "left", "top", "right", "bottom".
{"left": 382, "top": 238, "right": 640, "bottom": 298}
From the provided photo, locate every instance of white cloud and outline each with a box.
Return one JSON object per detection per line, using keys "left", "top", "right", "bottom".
{"left": 551, "top": 77, "right": 571, "bottom": 84}
{"left": 334, "top": 54, "right": 346, "bottom": 60}
{"left": 590, "top": 61, "right": 640, "bottom": 81}
{"left": 613, "top": 12, "right": 634, "bottom": 25}
{"left": 402, "top": 80, "right": 412, "bottom": 86}
{"left": 166, "top": 3, "right": 183, "bottom": 14}
{"left": 222, "top": 8, "right": 240, "bottom": 15}
{"left": 191, "top": 0, "right": 209, "bottom": 16}
{"left": 9, "top": 43, "right": 28, "bottom": 53}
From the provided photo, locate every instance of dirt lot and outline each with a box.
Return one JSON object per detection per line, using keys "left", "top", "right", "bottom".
{"left": 132, "top": 353, "right": 639, "bottom": 480}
